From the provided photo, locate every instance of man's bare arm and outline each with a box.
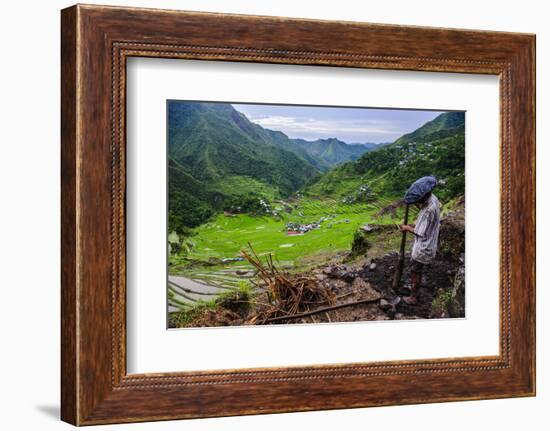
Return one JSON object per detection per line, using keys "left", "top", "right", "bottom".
{"left": 399, "top": 224, "right": 421, "bottom": 237}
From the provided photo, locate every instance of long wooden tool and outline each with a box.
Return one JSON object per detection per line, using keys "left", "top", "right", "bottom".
{"left": 391, "top": 203, "right": 409, "bottom": 290}
{"left": 264, "top": 296, "right": 382, "bottom": 323}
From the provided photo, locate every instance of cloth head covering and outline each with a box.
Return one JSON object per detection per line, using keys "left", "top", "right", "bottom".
{"left": 403, "top": 175, "right": 437, "bottom": 204}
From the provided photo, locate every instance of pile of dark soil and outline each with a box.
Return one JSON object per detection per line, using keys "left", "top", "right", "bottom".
{"left": 190, "top": 308, "right": 243, "bottom": 327}
{"left": 438, "top": 215, "right": 465, "bottom": 262}
{"left": 358, "top": 253, "right": 457, "bottom": 318}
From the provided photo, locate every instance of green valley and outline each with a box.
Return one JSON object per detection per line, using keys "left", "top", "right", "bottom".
{"left": 166, "top": 102, "right": 466, "bottom": 323}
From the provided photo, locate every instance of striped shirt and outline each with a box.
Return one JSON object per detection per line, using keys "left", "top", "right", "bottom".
{"left": 412, "top": 194, "right": 441, "bottom": 264}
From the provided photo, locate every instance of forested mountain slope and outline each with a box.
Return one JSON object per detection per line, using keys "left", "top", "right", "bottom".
{"left": 306, "top": 111, "right": 465, "bottom": 202}
{"left": 168, "top": 101, "right": 381, "bottom": 233}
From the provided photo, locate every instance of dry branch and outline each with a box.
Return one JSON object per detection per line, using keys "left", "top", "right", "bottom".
{"left": 264, "top": 296, "right": 381, "bottom": 323}
{"left": 241, "top": 243, "right": 335, "bottom": 324}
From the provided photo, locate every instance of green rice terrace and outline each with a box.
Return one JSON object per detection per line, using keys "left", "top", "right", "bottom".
{"left": 167, "top": 101, "right": 466, "bottom": 327}
{"left": 168, "top": 195, "right": 404, "bottom": 306}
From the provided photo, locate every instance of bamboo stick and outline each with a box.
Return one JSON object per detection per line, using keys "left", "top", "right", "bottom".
{"left": 391, "top": 203, "right": 410, "bottom": 290}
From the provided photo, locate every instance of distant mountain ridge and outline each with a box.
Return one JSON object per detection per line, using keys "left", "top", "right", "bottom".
{"left": 290, "top": 137, "right": 380, "bottom": 167}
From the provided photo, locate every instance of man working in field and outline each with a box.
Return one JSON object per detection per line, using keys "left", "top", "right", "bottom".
{"left": 399, "top": 176, "right": 441, "bottom": 305}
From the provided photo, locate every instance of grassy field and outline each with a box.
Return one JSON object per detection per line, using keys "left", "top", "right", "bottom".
{"left": 168, "top": 195, "right": 407, "bottom": 296}
{"left": 183, "top": 198, "right": 397, "bottom": 261}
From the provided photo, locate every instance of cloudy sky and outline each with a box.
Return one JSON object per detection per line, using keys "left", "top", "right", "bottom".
{"left": 233, "top": 103, "right": 445, "bottom": 144}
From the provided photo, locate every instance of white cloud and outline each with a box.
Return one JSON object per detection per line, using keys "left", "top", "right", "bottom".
{"left": 247, "top": 115, "right": 406, "bottom": 141}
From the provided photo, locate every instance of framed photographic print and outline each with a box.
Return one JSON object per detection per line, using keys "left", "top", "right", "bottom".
{"left": 164, "top": 100, "right": 464, "bottom": 329}
{"left": 61, "top": 4, "right": 535, "bottom": 425}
